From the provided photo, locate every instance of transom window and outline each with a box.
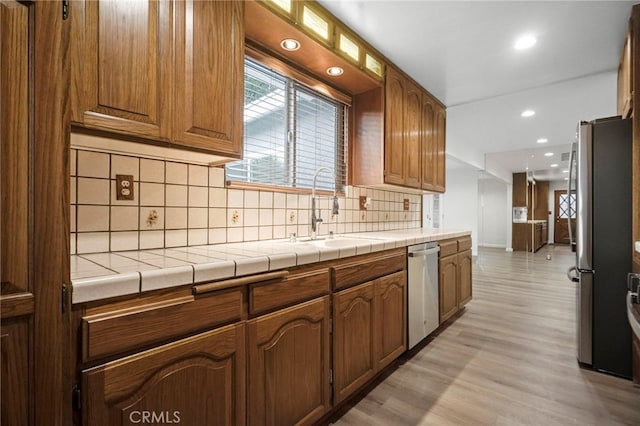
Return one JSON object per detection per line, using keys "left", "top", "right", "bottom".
{"left": 226, "top": 57, "right": 347, "bottom": 192}
{"left": 559, "top": 193, "right": 576, "bottom": 219}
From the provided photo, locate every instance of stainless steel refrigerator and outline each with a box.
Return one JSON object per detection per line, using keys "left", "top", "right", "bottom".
{"left": 567, "top": 116, "right": 632, "bottom": 379}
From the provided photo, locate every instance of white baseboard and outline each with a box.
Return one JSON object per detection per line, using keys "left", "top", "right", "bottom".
{"left": 478, "top": 243, "right": 507, "bottom": 249}
{"left": 505, "top": 247, "right": 514, "bottom": 252}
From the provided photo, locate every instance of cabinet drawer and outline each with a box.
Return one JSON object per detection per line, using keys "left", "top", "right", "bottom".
{"left": 439, "top": 240, "right": 458, "bottom": 257}
{"left": 249, "top": 267, "right": 330, "bottom": 316}
{"left": 458, "top": 237, "right": 472, "bottom": 252}
{"left": 82, "top": 288, "right": 243, "bottom": 362}
{"left": 332, "top": 250, "right": 406, "bottom": 291}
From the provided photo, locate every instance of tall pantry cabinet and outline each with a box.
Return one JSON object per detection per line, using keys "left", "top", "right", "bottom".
{"left": 1, "top": 1, "right": 71, "bottom": 424}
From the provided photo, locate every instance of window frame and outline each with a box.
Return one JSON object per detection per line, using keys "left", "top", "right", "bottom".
{"left": 225, "top": 45, "right": 350, "bottom": 196}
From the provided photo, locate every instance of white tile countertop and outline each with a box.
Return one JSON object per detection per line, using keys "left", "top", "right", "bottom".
{"left": 71, "top": 228, "right": 471, "bottom": 304}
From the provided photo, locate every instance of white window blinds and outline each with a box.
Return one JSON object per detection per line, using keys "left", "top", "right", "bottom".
{"left": 226, "top": 58, "right": 347, "bottom": 192}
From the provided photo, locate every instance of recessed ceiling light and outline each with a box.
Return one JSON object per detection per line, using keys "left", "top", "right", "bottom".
{"left": 564, "top": 177, "right": 569, "bottom": 181}
{"left": 280, "top": 38, "right": 301, "bottom": 51}
{"left": 544, "top": 152, "right": 554, "bottom": 157}
{"left": 537, "top": 138, "right": 548, "bottom": 143}
{"left": 326, "top": 66, "right": 344, "bottom": 76}
{"left": 550, "top": 164, "right": 558, "bottom": 168}
{"left": 521, "top": 110, "right": 535, "bottom": 117}
{"left": 515, "top": 35, "right": 537, "bottom": 50}
{"left": 562, "top": 169, "right": 569, "bottom": 173}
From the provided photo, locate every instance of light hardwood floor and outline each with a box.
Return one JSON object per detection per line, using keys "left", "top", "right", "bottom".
{"left": 331, "top": 245, "right": 640, "bottom": 426}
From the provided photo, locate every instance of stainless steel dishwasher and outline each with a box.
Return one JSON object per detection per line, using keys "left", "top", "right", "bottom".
{"left": 407, "top": 242, "right": 440, "bottom": 349}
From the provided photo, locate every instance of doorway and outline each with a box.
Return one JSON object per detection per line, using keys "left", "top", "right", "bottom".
{"left": 554, "top": 190, "right": 576, "bottom": 244}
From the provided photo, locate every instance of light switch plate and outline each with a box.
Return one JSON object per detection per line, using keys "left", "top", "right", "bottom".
{"left": 116, "top": 174, "right": 134, "bottom": 200}
{"left": 403, "top": 199, "right": 410, "bottom": 211}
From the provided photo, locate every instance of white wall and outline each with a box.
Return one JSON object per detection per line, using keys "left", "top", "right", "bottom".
{"left": 443, "top": 167, "right": 479, "bottom": 256}
{"left": 547, "top": 179, "right": 568, "bottom": 243}
{"left": 477, "top": 177, "right": 509, "bottom": 249}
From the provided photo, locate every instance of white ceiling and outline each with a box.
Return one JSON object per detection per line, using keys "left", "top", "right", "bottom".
{"left": 319, "top": 0, "right": 635, "bottom": 182}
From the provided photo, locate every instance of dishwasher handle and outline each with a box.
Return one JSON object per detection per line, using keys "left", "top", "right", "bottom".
{"left": 408, "top": 247, "right": 440, "bottom": 257}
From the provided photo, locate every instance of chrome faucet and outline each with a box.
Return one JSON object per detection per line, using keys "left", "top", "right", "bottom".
{"left": 311, "top": 167, "right": 339, "bottom": 239}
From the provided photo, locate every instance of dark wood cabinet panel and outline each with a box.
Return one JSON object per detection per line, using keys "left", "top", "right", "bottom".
{"left": 173, "top": 0, "right": 243, "bottom": 156}
{"left": 1, "top": 0, "right": 29, "bottom": 293}
{"left": 82, "top": 289, "right": 244, "bottom": 362}
{"left": 458, "top": 250, "right": 472, "bottom": 308}
{"left": 333, "top": 282, "right": 376, "bottom": 404}
{"left": 434, "top": 106, "right": 446, "bottom": 192}
{"left": 618, "top": 31, "right": 632, "bottom": 118}
{"left": 83, "top": 323, "right": 246, "bottom": 426}
{"left": 384, "top": 67, "right": 406, "bottom": 186}
{"left": 1, "top": 319, "right": 30, "bottom": 426}
{"left": 440, "top": 238, "right": 473, "bottom": 323}
{"left": 331, "top": 248, "right": 406, "bottom": 291}
{"left": 247, "top": 296, "right": 331, "bottom": 426}
{"left": 71, "top": 0, "right": 244, "bottom": 157}
{"left": 404, "top": 84, "right": 423, "bottom": 188}
{"left": 439, "top": 254, "right": 458, "bottom": 323}
{"left": 375, "top": 271, "right": 406, "bottom": 370}
{"left": 421, "top": 96, "right": 436, "bottom": 191}
{"left": 73, "top": 0, "right": 172, "bottom": 139}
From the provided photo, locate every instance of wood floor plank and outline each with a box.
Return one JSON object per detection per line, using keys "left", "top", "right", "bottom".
{"left": 331, "top": 246, "right": 640, "bottom": 425}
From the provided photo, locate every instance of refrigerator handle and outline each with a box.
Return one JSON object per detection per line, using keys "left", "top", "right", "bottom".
{"left": 567, "top": 266, "right": 580, "bottom": 283}
{"left": 567, "top": 143, "right": 575, "bottom": 247}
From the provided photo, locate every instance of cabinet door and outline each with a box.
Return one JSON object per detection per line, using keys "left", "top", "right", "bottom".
{"left": 333, "top": 282, "right": 376, "bottom": 404}
{"left": 247, "top": 296, "right": 331, "bottom": 426}
{"left": 433, "top": 106, "right": 446, "bottom": 192}
{"left": 174, "top": 0, "right": 243, "bottom": 156}
{"left": 439, "top": 254, "right": 458, "bottom": 323}
{"left": 375, "top": 271, "right": 406, "bottom": 370}
{"left": 404, "top": 83, "right": 422, "bottom": 188}
{"left": 1, "top": 319, "right": 30, "bottom": 426}
{"left": 72, "top": 0, "right": 171, "bottom": 139}
{"left": 617, "top": 32, "right": 632, "bottom": 118}
{"left": 457, "top": 249, "right": 472, "bottom": 308}
{"left": 82, "top": 323, "right": 246, "bottom": 426}
{"left": 384, "top": 67, "right": 406, "bottom": 186}
{"left": 1, "top": 3, "right": 32, "bottom": 424}
{"left": 421, "top": 95, "right": 436, "bottom": 191}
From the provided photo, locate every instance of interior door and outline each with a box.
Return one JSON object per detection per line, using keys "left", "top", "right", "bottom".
{"left": 554, "top": 190, "right": 576, "bottom": 244}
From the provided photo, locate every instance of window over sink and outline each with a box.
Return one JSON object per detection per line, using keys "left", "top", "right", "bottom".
{"left": 226, "top": 57, "right": 347, "bottom": 193}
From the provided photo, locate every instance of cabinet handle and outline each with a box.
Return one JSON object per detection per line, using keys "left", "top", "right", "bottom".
{"left": 192, "top": 270, "right": 289, "bottom": 294}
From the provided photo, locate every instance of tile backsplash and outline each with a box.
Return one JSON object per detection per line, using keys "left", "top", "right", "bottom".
{"left": 70, "top": 147, "right": 422, "bottom": 254}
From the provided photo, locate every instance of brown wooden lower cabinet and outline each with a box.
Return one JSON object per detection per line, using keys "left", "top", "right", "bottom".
{"left": 458, "top": 249, "right": 473, "bottom": 308}
{"left": 1, "top": 318, "right": 30, "bottom": 426}
{"left": 74, "top": 248, "right": 412, "bottom": 425}
{"left": 375, "top": 271, "right": 407, "bottom": 370}
{"left": 439, "top": 238, "right": 473, "bottom": 323}
{"left": 82, "top": 323, "right": 246, "bottom": 426}
{"left": 439, "top": 254, "right": 458, "bottom": 323}
{"left": 247, "top": 296, "right": 331, "bottom": 426}
{"left": 333, "top": 282, "right": 376, "bottom": 405}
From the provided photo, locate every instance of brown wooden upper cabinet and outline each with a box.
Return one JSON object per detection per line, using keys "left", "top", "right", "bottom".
{"left": 385, "top": 67, "right": 446, "bottom": 191}
{"left": 617, "top": 30, "right": 632, "bottom": 118}
{"left": 70, "top": 0, "right": 243, "bottom": 158}
{"left": 353, "top": 66, "right": 446, "bottom": 192}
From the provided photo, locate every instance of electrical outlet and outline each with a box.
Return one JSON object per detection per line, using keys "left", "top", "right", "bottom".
{"left": 116, "top": 174, "right": 134, "bottom": 201}
{"left": 403, "top": 199, "right": 410, "bottom": 211}
{"left": 359, "top": 196, "right": 368, "bottom": 210}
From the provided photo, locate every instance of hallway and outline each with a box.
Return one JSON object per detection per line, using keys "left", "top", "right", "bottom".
{"left": 332, "top": 246, "right": 640, "bottom": 425}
